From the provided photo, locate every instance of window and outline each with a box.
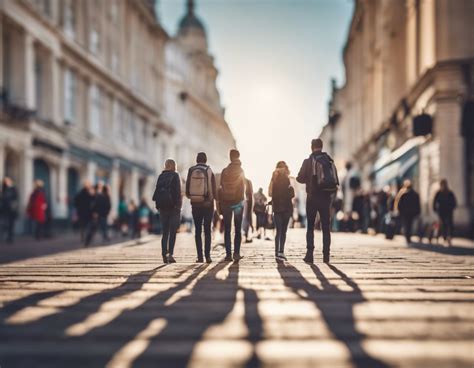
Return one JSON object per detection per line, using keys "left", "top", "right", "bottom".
{"left": 89, "top": 84, "right": 102, "bottom": 136}
{"left": 63, "top": 68, "right": 76, "bottom": 124}
{"left": 63, "top": 0, "right": 75, "bottom": 38}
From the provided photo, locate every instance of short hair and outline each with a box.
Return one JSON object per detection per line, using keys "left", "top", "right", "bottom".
{"left": 229, "top": 149, "right": 240, "bottom": 161}
{"left": 196, "top": 152, "right": 207, "bottom": 164}
{"left": 311, "top": 138, "right": 323, "bottom": 150}
{"left": 164, "top": 158, "right": 176, "bottom": 172}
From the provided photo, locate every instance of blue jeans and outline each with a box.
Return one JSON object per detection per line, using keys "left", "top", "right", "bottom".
{"left": 160, "top": 208, "right": 180, "bottom": 256}
{"left": 274, "top": 212, "right": 291, "bottom": 255}
{"left": 222, "top": 203, "right": 243, "bottom": 255}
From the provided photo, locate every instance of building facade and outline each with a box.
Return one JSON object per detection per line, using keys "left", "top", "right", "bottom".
{"left": 163, "top": 0, "right": 235, "bottom": 175}
{"left": 320, "top": 0, "right": 474, "bottom": 235}
{"left": 0, "top": 0, "right": 235, "bottom": 230}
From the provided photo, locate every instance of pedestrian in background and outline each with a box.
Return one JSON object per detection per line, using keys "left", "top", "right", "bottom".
{"left": 253, "top": 188, "right": 267, "bottom": 239}
{"left": 186, "top": 152, "right": 217, "bottom": 263}
{"left": 27, "top": 180, "right": 48, "bottom": 240}
{"left": 297, "top": 138, "right": 339, "bottom": 263}
{"left": 74, "top": 180, "right": 94, "bottom": 242}
{"left": 243, "top": 178, "right": 254, "bottom": 243}
{"left": 137, "top": 197, "right": 153, "bottom": 239}
{"left": 268, "top": 161, "right": 294, "bottom": 261}
{"left": 395, "top": 180, "right": 421, "bottom": 244}
{"left": 117, "top": 195, "right": 129, "bottom": 237}
{"left": 153, "top": 158, "right": 182, "bottom": 264}
{"left": 85, "top": 183, "right": 111, "bottom": 246}
{"left": 1, "top": 177, "right": 19, "bottom": 243}
{"left": 218, "top": 149, "right": 251, "bottom": 262}
{"left": 433, "top": 179, "right": 457, "bottom": 246}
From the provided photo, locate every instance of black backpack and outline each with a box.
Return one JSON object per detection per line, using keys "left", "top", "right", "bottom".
{"left": 153, "top": 174, "right": 175, "bottom": 210}
{"left": 311, "top": 153, "right": 339, "bottom": 192}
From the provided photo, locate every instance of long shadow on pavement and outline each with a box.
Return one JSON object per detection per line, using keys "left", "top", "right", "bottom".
{"left": 277, "top": 262, "right": 388, "bottom": 368}
{"left": 408, "top": 242, "right": 474, "bottom": 256}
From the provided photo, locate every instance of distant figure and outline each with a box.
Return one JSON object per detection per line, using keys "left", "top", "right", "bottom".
{"left": 218, "top": 149, "right": 251, "bottom": 262}
{"left": 74, "top": 180, "right": 94, "bottom": 241}
{"left": 243, "top": 178, "right": 254, "bottom": 243}
{"left": 395, "top": 180, "right": 421, "bottom": 244}
{"left": 85, "top": 183, "right": 111, "bottom": 246}
{"left": 153, "top": 159, "right": 182, "bottom": 264}
{"left": 137, "top": 197, "right": 153, "bottom": 239}
{"left": 1, "top": 177, "right": 19, "bottom": 243}
{"left": 268, "top": 161, "right": 294, "bottom": 261}
{"left": 433, "top": 179, "right": 457, "bottom": 246}
{"left": 253, "top": 188, "right": 267, "bottom": 239}
{"left": 117, "top": 195, "right": 129, "bottom": 236}
{"left": 186, "top": 152, "right": 217, "bottom": 263}
{"left": 27, "top": 180, "right": 48, "bottom": 240}
{"left": 376, "top": 185, "right": 391, "bottom": 233}
{"left": 297, "top": 138, "right": 339, "bottom": 263}
{"left": 128, "top": 200, "right": 139, "bottom": 239}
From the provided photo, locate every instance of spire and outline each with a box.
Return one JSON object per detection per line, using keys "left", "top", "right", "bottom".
{"left": 187, "top": 0, "right": 195, "bottom": 14}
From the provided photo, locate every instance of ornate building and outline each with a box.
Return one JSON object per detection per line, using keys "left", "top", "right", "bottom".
{"left": 163, "top": 0, "right": 235, "bottom": 175}
{"left": 0, "top": 0, "right": 235, "bottom": 230}
{"left": 320, "top": 0, "right": 474, "bottom": 235}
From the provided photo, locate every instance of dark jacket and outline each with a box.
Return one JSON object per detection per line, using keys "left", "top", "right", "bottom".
{"left": 433, "top": 190, "right": 457, "bottom": 215}
{"left": 74, "top": 188, "right": 94, "bottom": 220}
{"left": 153, "top": 170, "right": 182, "bottom": 210}
{"left": 397, "top": 189, "right": 421, "bottom": 218}
{"left": 297, "top": 151, "right": 334, "bottom": 199}
{"left": 1, "top": 185, "right": 19, "bottom": 216}
{"left": 185, "top": 164, "right": 217, "bottom": 207}
{"left": 219, "top": 159, "right": 251, "bottom": 205}
{"left": 269, "top": 169, "right": 294, "bottom": 213}
{"left": 93, "top": 193, "right": 111, "bottom": 217}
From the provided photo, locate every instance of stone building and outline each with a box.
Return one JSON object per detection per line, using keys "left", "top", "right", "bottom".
{"left": 0, "top": 0, "right": 235, "bottom": 231}
{"left": 320, "top": 0, "right": 474, "bottom": 235}
{"left": 163, "top": 0, "right": 235, "bottom": 175}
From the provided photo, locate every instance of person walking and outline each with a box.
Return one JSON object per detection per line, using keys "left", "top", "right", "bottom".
{"left": 153, "top": 159, "right": 182, "bottom": 264}
{"left": 117, "top": 195, "right": 129, "bottom": 237}
{"left": 395, "top": 180, "right": 421, "bottom": 244}
{"left": 268, "top": 161, "right": 294, "bottom": 261}
{"left": 218, "top": 149, "right": 251, "bottom": 262}
{"left": 27, "top": 180, "right": 48, "bottom": 240}
{"left": 74, "top": 180, "right": 94, "bottom": 242}
{"left": 1, "top": 177, "right": 19, "bottom": 243}
{"left": 433, "top": 179, "right": 457, "bottom": 246}
{"left": 297, "top": 139, "right": 339, "bottom": 263}
{"left": 253, "top": 188, "right": 267, "bottom": 239}
{"left": 137, "top": 197, "right": 153, "bottom": 239}
{"left": 186, "top": 152, "right": 217, "bottom": 263}
{"left": 85, "top": 183, "right": 111, "bottom": 246}
{"left": 243, "top": 178, "right": 254, "bottom": 243}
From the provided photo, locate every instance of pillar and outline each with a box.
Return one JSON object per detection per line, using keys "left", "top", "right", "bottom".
{"left": 56, "top": 156, "right": 68, "bottom": 218}
{"left": 129, "top": 167, "right": 139, "bottom": 203}
{"left": 109, "top": 160, "right": 120, "bottom": 220}
{"left": 23, "top": 32, "right": 35, "bottom": 110}
{"left": 86, "top": 161, "right": 97, "bottom": 183}
{"left": 48, "top": 51, "right": 61, "bottom": 125}
{"left": 20, "top": 147, "right": 33, "bottom": 218}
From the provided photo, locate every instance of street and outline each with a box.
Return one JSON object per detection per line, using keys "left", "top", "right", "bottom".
{"left": 0, "top": 230, "right": 473, "bottom": 368}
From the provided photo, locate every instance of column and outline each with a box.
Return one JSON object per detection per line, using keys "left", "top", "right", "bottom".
{"left": 20, "top": 148, "right": 34, "bottom": 229}
{"left": 129, "top": 167, "right": 139, "bottom": 203}
{"left": 144, "top": 175, "right": 155, "bottom": 204}
{"left": 23, "top": 32, "right": 35, "bottom": 110}
{"left": 109, "top": 160, "right": 120, "bottom": 220}
{"left": 86, "top": 161, "right": 97, "bottom": 183}
{"left": 56, "top": 156, "right": 69, "bottom": 219}
{"left": 48, "top": 51, "right": 61, "bottom": 125}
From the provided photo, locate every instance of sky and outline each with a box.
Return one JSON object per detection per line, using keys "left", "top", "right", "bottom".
{"left": 159, "top": 0, "right": 354, "bottom": 191}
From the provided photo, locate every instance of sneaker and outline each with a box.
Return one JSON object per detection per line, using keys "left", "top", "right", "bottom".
{"left": 205, "top": 256, "right": 212, "bottom": 264}
{"left": 323, "top": 254, "right": 330, "bottom": 263}
{"left": 224, "top": 254, "right": 233, "bottom": 262}
{"left": 196, "top": 257, "right": 204, "bottom": 263}
{"left": 303, "top": 251, "right": 313, "bottom": 264}
{"left": 278, "top": 252, "right": 287, "bottom": 261}
{"left": 162, "top": 256, "right": 168, "bottom": 264}
{"left": 168, "top": 255, "right": 176, "bottom": 263}
{"left": 233, "top": 252, "right": 243, "bottom": 262}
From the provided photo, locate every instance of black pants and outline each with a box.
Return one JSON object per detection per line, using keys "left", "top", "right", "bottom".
{"left": 1, "top": 214, "right": 16, "bottom": 242}
{"left": 401, "top": 216, "right": 415, "bottom": 243}
{"left": 160, "top": 208, "right": 180, "bottom": 256}
{"left": 192, "top": 206, "right": 213, "bottom": 258}
{"left": 306, "top": 194, "right": 332, "bottom": 256}
{"left": 439, "top": 212, "right": 454, "bottom": 240}
{"left": 222, "top": 203, "right": 243, "bottom": 255}
{"left": 274, "top": 211, "right": 291, "bottom": 255}
{"left": 34, "top": 221, "right": 46, "bottom": 240}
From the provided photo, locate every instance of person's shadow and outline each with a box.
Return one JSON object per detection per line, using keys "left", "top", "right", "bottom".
{"left": 277, "top": 262, "right": 388, "bottom": 368}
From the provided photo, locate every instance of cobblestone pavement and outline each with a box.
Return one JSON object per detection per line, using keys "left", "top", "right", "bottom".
{"left": 0, "top": 230, "right": 473, "bottom": 368}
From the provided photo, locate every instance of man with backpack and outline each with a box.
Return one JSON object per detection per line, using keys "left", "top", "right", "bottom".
{"left": 153, "top": 159, "right": 182, "bottom": 264}
{"left": 297, "top": 138, "right": 339, "bottom": 263}
{"left": 186, "top": 152, "right": 217, "bottom": 263}
{"left": 218, "top": 149, "right": 252, "bottom": 262}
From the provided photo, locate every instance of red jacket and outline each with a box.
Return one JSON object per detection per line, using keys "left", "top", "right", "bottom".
{"left": 27, "top": 189, "right": 47, "bottom": 224}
